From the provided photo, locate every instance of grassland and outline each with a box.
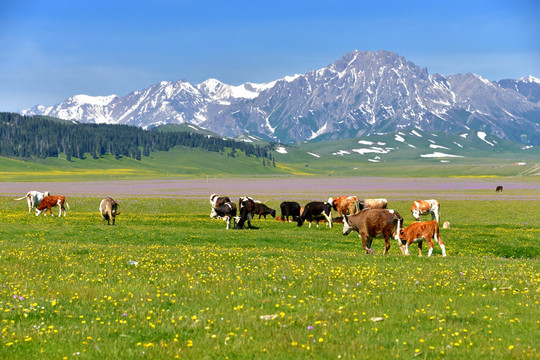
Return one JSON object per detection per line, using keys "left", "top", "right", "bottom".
{"left": 0, "top": 194, "right": 538, "bottom": 359}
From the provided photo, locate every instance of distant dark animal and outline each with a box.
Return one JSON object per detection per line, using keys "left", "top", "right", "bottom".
{"left": 332, "top": 196, "right": 360, "bottom": 216}
{"left": 237, "top": 196, "right": 256, "bottom": 229}
{"left": 100, "top": 197, "right": 121, "bottom": 225}
{"left": 36, "top": 195, "right": 69, "bottom": 217}
{"left": 359, "top": 198, "right": 388, "bottom": 210}
{"left": 342, "top": 209, "right": 405, "bottom": 255}
{"left": 280, "top": 201, "right": 301, "bottom": 222}
{"left": 253, "top": 203, "right": 276, "bottom": 219}
{"left": 13, "top": 191, "right": 50, "bottom": 214}
{"left": 213, "top": 201, "right": 237, "bottom": 229}
{"left": 495, "top": 186, "right": 503, "bottom": 192}
{"left": 296, "top": 200, "right": 333, "bottom": 228}
{"left": 209, "top": 193, "right": 231, "bottom": 218}
{"left": 399, "top": 220, "right": 446, "bottom": 257}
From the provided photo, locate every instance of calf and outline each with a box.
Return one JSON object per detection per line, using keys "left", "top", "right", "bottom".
{"left": 13, "top": 191, "right": 50, "bottom": 214}
{"left": 399, "top": 220, "right": 447, "bottom": 257}
{"left": 209, "top": 193, "right": 231, "bottom": 218}
{"left": 410, "top": 199, "right": 440, "bottom": 222}
{"left": 253, "top": 203, "right": 276, "bottom": 219}
{"left": 359, "top": 198, "right": 388, "bottom": 210}
{"left": 280, "top": 201, "right": 301, "bottom": 222}
{"left": 213, "top": 201, "right": 237, "bottom": 229}
{"left": 237, "top": 196, "right": 256, "bottom": 229}
{"left": 332, "top": 196, "right": 360, "bottom": 216}
{"left": 342, "top": 209, "right": 406, "bottom": 255}
{"left": 36, "top": 195, "right": 69, "bottom": 217}
{"left": 296, "top": 199, "right": 333, "bottom": 228}
{"left": 100, "top": 197, "right": 121, "bottom": 225}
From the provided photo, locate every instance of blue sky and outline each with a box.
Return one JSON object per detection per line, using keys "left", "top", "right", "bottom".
{"left": 0, "top": 0, "right": 538, "bottom": 112}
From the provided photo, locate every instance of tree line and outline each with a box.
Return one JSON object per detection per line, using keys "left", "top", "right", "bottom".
{"left": 0, "top": 113, "right": 276, "bottom": 162}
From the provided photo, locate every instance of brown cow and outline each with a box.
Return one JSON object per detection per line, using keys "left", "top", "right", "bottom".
{"left": 35, "top": 195, "right": 69, "bottom": 217}
{"left": 100, "top": 197, "right": 121, "bottom": 225}
{"left": 495, "top": 186, "right": 503, "bottom": 192}
{"left": 359, "top": 198, "right": 388, "bottom": 210}
{"left": 410, "top": 199, "right": 440, "bottom": 222}
{"left": 342, "top": 209, "right": 406, "bottom": 255}
{"left": 399, "top": 220, "right": 447, "bottom": 257}
{"left": 253, "top": 203, "right": 276, "bottom": 219}
{"left": 331, "top": 196, "right": 360, "bottom": 216}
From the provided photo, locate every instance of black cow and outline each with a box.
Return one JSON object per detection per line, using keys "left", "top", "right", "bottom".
{"left": 237, "top": 196, "right": 256, "bottom": 229}
{"left": 213, "top": 202, "right": 237, "bottom": 229}
{"left": 296, "top": 200, "right": 333, "bottom": 228}
{"left": 280, "top": 201, "right": 301, "bottom": 222}
{"left": 253, "top": 203, "right": 276, "bottom": 219}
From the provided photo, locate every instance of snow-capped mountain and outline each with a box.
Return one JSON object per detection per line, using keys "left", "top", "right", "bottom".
{"left": 21, "top": 50, "right": 540, "bottom": 145}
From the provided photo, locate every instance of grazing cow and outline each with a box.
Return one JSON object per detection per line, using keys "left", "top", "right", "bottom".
{"left": 399, "top": 220, "right": 447, "bottom": 257}
{"left": 359, "top": 198, "right": 388, "bottom": 210}
{"left": 332, "top": 196, "right": 360, "bottom": 216}
{"left": 296, "top": 199, "right": 333, "bottom": 228}
{"left": 443, "top": 221, "right": 450, "bottom": 229}
{"left": 213, "top": 201, "right": 237, "bottom": 229}
{"left": 495, "top": 186, "right": 503, "bottom": 192}
{"left": 342, "top": 209, "right": 406, "bottom": 255}
{"left": 410, "top": 199, "right": 440, "bottom": 222}
{"left": 253, "top": 203, "right": 276, "bottom": 219}
{"left": 100, "top": 197, "right": 121, "bottom": 225}
{"left": 35, "top": 195, "right": 69, "bottom": 217}
{"left": 13, "top": 191, "right": 50, "bottom": 214}
{"left": 237, "top": 196, "right": 256, "bottom": 229}
{"left": 280, "top": 201, "right": 301, "bottom": 222}
{"left": 209, "top": 193, "right": 231, "bottom": 218}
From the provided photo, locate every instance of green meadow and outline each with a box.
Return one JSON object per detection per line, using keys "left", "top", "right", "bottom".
{"left": 0, "top": 195, "right": 538, "bottom": 359}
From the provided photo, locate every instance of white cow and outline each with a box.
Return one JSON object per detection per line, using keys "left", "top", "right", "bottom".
{"left": 13, "top": 191, "right": 50, "bottom": 214}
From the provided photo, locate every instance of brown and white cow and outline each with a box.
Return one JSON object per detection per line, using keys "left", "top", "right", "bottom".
{"left": 359, "top": 198, "right": 388, "bottom": 210}
{"left": 296, "top": 199, "right": 333, "bottom": 228}
{"left": 13, "top": 191, "right": 50, "bottom": 214}
{"left": 399, "top": 220, "right": 447, "bottom": 257}
{"left": 213, "top": 201, "right": 237, "bottom": 229}
{"left": 342, "top": 209, "right": 406, "bottom": 255}
{"left": 332, "top": 196, "right": 360, "bottom": 216}
{"left": 36, "top": 195, "right": 69, "bottom": 217}
{"left": 410, "top": 199, "right": 440, "bottom": 222}
{"left": 280, "top": 201, "right": 301, "bottom": 222}
{"left": 100, "top": 197, "right": 121, "bottom": 225}
{"left": 209, "top": 194, "right": 231, "bottom": 218}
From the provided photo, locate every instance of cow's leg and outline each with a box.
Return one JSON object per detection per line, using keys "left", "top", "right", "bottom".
{"left": 225, "top": 216, "right": 231, "bottom": 230}
{"left": 435, "top": 233, "right": 446, "bottom": 257}
{"left": 361, "top": 234, "right": 374, "bottom": 254}
{"left": 426, "top": 236, "right": 434, "bottom": 257}
{"left": 247, "top": 213, "right": 252, "bottom": 229}
{"left": 417, "top": 241, "right": 423, "bottom": 256}
{"left": 382, "top": 236, "right": 391, "bottom": 255}
{"left": 405, "top": 240, "right": 411, "bottom": 256}
{"left": 322, "top": 213, "right": 332, "bottom": 228}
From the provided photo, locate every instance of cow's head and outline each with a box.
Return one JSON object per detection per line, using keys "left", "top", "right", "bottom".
{"left": 270, "top": 209, "right": 276, "bottom": 218}
{"left": 342, "top": 214, "right": 353, "bottom": 235}
{"left": 295, "top": 216, "right": 304, "bottom": 227}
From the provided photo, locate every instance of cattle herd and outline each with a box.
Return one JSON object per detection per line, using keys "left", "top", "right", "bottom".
{"left": 208, "top": 193, "right": 447, "bottom": 257}
{"left": 12, "top": 191, "right": 121, "bottom": 225}
{"left": 10, "top": 190, "right": 447, "bottom": 256}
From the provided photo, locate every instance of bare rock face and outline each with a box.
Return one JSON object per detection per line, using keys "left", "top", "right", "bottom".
{"left": 22, "top": 50, "right": 540, "bottom": 145}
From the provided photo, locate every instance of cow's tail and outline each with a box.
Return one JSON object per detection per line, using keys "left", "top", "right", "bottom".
{"left": 12, "top": 196, "right": 26, "bottom": 201}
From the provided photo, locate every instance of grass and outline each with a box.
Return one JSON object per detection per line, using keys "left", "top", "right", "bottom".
{"left": 0, "top": 195, "right": 538, "bottom": 359}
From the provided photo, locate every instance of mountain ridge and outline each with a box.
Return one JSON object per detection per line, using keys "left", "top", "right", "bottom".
{"left": 21, "top": 50, "right": 540, "bottom": 145}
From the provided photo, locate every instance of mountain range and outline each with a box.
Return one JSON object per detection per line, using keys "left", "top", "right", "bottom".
{"left": 21, "top": 50, "right": 540, "bottom": 145}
